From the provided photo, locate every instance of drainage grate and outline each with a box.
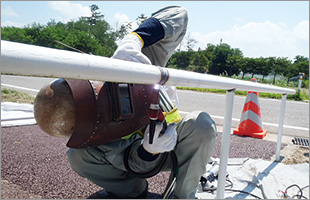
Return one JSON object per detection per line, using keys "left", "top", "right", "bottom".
{"left": 292, "top": 137, "right": 309, "bottom": 147}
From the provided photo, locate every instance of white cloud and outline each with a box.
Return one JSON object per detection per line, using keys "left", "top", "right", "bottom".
{"left": 113, "top": 12, "right": 138, "bottom": 32}
{"left": 1, "top": 21, "right": 25, "bottom": 27}
{"left": 191, "top": 20, "right": 309, "bottom": 60}
{"left": 2, "top": 6, "right": 19, "bottom": 17}
{"left": 48, "top": 1, "right": 91, "bottom": 22}
{"left": 293, "top": 20, "right": 309, "bottom": 40}
{"left": 114, "top": 12, "right": 130, "bottom": 26}
{"left": 233, "top": 16, "right": 243, "bottom": 23}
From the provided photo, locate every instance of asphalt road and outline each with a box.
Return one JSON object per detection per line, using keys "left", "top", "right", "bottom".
{"left": 177, "top": 90, "right": 309, "bottom": 137}
{"left": 1, "top": 75, "right": 309, "bottom": 138}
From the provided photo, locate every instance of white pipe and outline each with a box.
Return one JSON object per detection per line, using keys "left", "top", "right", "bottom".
{"left": 1, "top": 41, "right": 296, "bottom": 94}
{"left": 216, "top": 89, "right": 235, "bottom": 199}
{"left": 275, "top": 94, "right": 287, "bottom": 161}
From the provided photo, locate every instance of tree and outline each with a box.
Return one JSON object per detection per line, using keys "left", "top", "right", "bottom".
{"left": 81, "top": 4, "right": 104, "bottom": 25}
{"left": 185, "top": 33, "right": 197, "bottom": 51}
{"left": 166, "top": 51, "right": 195, "bottom": 70}
{"left": 1, "top": 4, "right": 118, "bottom": 57}
{"left": 208, "top": 43, "right": 231, "bottom": 75}
{"left": 271, "top": 57, "right": 291, "bottom": 84}
{"left": 284, "top": 63, "right": 300, "bottom": 84}
{"left": 188, "top": 49, "right": 210, "bottom": 73}
{"left": 136, "top": 14, "right": 147, "bottom": 26}
{"left": 292, "top": 55, "right": 309, "bottom": 80}
{"left": 258, "top": 57, "right": 271, "bottom": 81}
{"left": 70, "top": 5, "right": 117, "bottom": 56}
{"left": 243, "top": 57, "right": 257, "bottom": 78}
{"left": 1, "top": 26, "right": 33, "bottom": 44}
{"left": 226, "top": 54, "right": 243, "bottom": 77}
{"left": 293, "top": 55, "right": 309, "bottom": 63}
{"left": 115, "top": 22, "right": 132, "bottom": 40}
{"left": 207, "top": 43, "right": 242, "bottom": 76}
{"left": 283, "top": 56, "right": 309, "bottom": 84}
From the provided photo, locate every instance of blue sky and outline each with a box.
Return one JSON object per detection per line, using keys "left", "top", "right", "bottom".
{"left": 1, "top": 1, "right": 309, "bottom": 60}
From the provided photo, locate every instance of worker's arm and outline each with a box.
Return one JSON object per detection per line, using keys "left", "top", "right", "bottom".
{"left": 112, "top": 16, "right": 165, "bottom": 63}
{"left": 112, "top": 6, "right": 187, "bottom": 171}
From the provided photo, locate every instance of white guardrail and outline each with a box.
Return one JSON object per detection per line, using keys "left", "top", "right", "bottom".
{"left": 1, "top": 40, "right": 296, "bottom": 199}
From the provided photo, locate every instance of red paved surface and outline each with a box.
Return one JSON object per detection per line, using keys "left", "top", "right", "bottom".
{"left": 1, "top": 125, "right": 285, "bottom": 199}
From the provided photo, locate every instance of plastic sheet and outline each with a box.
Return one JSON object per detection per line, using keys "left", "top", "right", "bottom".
{"left": 1, "top": 102, "right": 36, "bottom": 127}
{"left": 197, "top": 158, "right": 309, "bottom": 199}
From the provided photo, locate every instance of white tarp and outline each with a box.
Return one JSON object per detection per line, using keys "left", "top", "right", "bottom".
{"left": 1, "top": 102, "right": 36, "bottom": 127}
{"left": 197, "top": 158, "right": 309, "bottom": 199}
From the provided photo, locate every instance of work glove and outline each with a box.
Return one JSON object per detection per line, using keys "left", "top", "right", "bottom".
{"left": 112, "top": 33, "right": 151, "bottom": 65}
{"left": 143, "top": 122, "right": 177, "bottom": 154}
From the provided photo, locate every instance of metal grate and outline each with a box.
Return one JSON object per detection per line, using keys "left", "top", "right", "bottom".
{"left": 292, "top": 137, "right": 309, "bottom": 147}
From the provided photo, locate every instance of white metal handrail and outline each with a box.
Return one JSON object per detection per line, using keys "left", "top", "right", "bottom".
{"left": 1, "top": 40, "right": 296, "bottom": 199}
{"left": 1, "top": 41, "right": 295, "bottom": 94}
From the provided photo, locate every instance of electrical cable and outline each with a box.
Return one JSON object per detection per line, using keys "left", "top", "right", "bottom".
{"left": 159, "top": 92, "right": 172, "bottom": 112}
{"left": 225, "top": 189, "right": 262, "bottom": 199}
{"left": 284, "top": 184, "right": 309, "bottom": 199}
{"left": 201, "top": 174, "right": 262, "bottom": 199}
{"left": 123, "top": 139, "right": 179, "bottom": 199}
{"left": 159, "top": 93, "right": 170, "bottom": 112}
{"left": 123, "top": 138, "right": 169, "bottom": 178}
{"left": 162, "top": 151, "right": 178, "bottom": 199}
{"left": 200, "top": 162, "right": 309, "bottom": 199}
{"left": 286, "top": 184, "right": 303, "bottom": 199}
{"left": 300, "top": 185, "right": 309, "bottom": 191}
{"left": 159, "top": 86, "right": 174, "bottom": 110}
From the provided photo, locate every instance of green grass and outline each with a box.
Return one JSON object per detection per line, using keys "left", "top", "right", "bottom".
{"left": 1, "top": 88, "right": 35, "bottom": 104}
{"left": 177, "top": 87, "right": 309, "bottom": 101}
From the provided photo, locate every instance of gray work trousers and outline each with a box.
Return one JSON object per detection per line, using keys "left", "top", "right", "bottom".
{"left": 67, "top": 111, "right": 217, "bottom": 199}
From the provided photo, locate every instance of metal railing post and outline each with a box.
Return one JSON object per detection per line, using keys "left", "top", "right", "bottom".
{"left": 275, "top": 93, "right": 287, "bottom": 161}
{"left": 216, "top": 89, "right": 235, "bottom": 199}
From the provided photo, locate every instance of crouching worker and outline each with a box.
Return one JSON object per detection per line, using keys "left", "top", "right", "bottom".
{"left": 34, "top": 5, "right": 217, "bottom": 199}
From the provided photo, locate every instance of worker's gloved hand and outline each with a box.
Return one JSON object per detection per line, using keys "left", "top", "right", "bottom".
{"left": 143, "top": 122, "right": 177, "bottom": 154}
{"left": 112, "top": 33, "right": 151, "bottom": 65}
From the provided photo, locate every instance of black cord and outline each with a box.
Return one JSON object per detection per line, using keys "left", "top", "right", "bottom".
{"left": 292, "top": 194, "right": 308, "bottom": 199}
{"left": 285, "top": 184, "right": 309, "bottom": 199}
{"left": 225, "top": 179, "right": 233, "bottom": 189}
{"left": 123, "top": 138, "right": 179, "bottom": 199}
{"left": 202, "top": 175, "right": 262, "bottom": 199}
{"left": 162, "top": 151, "right": 178, "bottom": 199}
{"left": 225, "top": 189, "right": 262, "bottom": 199}
{"left": 123, "top": 138, "right": 169, "bottom": 178}
{"left": 301, "top": 185, "right": 309, "bottom": 191}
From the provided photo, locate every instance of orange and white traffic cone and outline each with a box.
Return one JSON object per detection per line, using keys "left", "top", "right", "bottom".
{"left": 233, "top": 78, "right": 267, "bottom": 139}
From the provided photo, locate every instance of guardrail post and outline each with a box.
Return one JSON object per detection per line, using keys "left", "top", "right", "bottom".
{"left": 275, "top": 93, "right": 287, "bottom": 161}
{"left": 216, "top": 89, "right": 235, "bottom": 199}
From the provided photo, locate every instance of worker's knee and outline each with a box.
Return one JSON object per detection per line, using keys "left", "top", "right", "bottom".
{"left": 178, "top": 111, "right": 218, "bottom": 142}
{"left": 195, "top": 111, "right": 217, "bottom": 139}
{"left": 152, "top": 6, "right": 188, "bottom": 36}
{"left": 66, "top": 148, "right": 89, "bottom": 176}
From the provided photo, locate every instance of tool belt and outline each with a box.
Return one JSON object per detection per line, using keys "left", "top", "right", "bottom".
{"left": 65, "top": 79, "right": 154, "bottom": 148}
